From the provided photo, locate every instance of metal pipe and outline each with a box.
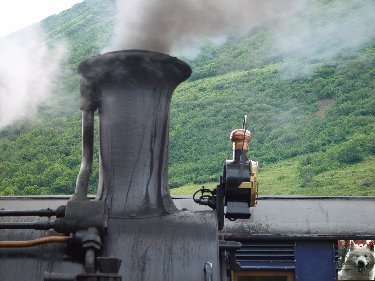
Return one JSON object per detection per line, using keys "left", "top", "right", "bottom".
{"left": 204, "top": 262, "right": 213, "bottom": 281}
{"left": 0, "top": 236, "right": 69, "bottom": 248}
{"left": 71, "top": 110, "right": 95, "bottom": 201}
{"left": 84, "top": 248, "right": 96, "bottom": 273}
{"left": 0, "top": 221, "right": 56, "bottom": 230}
{"left": 0, "top": 207, "right": 62, "bottom": 217}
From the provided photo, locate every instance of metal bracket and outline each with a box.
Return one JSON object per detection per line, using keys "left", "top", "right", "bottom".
{"left": 44, "top": 257, "right": 122, "bottom": 281}
{"left": 219, "top": 240, "right": 242, "bottom": 272}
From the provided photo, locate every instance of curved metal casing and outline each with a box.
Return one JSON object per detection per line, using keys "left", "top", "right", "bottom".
{"left": 78, "top": 50, "right": 191, "bottom": 217}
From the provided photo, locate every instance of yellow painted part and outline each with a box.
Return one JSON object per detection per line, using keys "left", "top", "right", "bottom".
{"left": 238, "top": 182, "right": 251, "bottom": 189}
{"left": 250, "top": 160, "right": 258, "bottom": 207}
{"left": 235, "top": 161, "right": 259, "bottom": 207}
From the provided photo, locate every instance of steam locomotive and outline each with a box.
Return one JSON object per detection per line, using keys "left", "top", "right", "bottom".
{"left": 0, "top": 50, "right": 374, "bottom": 281}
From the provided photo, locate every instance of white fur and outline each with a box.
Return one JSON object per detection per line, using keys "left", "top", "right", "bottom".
{"left": 338, "top": 244, "right": 375, "bottom": 280}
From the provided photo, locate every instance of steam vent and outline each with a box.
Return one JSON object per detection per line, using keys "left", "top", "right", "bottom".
{"left": 77, "top": 50, "right": 219, "bottom": 280}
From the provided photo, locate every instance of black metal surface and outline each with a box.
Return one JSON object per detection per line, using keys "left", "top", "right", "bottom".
{"left": 75, "top": 273, "right": 122, "bottom": 281}
{"left": 78, "top": 50, "right": 192, "bottom": 217}
{"left": 225, "top": 160, "right": 250, "bottom": 187}
{"left": 43, "top": 272, "right": 76, "bottom": 281}
{"left": 222, "top": 196, "right": 375, "bottom": 240}
{"left": 0, "top": 224, "right": 84, "bottom": 280}
{"left": 102, "top": 210, "right": 219, "bottom": 281}
{"left": 54, "top": 201, "right": 107, "bottom": 234}
{"left": 1, "top": 195, "right": 375, "bottom": 279}
{"left": 233, "top": 240, "right": 296, "bottom": 270}
{"left": 0, "top": 220, "right": 56, "bottom": 230}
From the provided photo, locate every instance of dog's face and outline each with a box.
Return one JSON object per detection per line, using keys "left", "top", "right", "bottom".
{"left": 345, "top": 244, "right": 375, "bottom": 274}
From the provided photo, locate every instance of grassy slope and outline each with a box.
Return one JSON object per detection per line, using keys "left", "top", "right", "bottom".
{"left": 171, "top": 155, "right": 375, "bottom": 196}
{"left": 170, "top": 48, "right": 375, "bottom": 189}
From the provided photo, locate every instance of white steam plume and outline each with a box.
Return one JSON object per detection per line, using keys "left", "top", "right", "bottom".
{"left": 109, "top": 0, "right": 306, "bottom": 56}
{"left": 0, "top": 24, "right": 66, "bottom": 130}
{"left": 271, "top": 0, "right": 375, "bottom": 78}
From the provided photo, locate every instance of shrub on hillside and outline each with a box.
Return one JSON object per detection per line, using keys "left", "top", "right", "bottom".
{"left": 332, "top": 134, "right": 367, "bottom": 164}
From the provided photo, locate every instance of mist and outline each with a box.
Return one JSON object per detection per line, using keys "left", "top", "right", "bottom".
{"left": 1, "top": 0, "right": 371, "bottom": 131}
{"left": 109, "top": 0, "right": 374, "bottom": 78}
{"left": 108, "top": 0, "right": 306, "bottom": 56}
{"left": 0, "top": 24, "right": 66, "bottom": 130}
{"left": 271, "top": 0, "right": 375, "bottom": 78}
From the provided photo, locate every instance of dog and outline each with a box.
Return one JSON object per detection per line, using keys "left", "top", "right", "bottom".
{"left": 338, "top": 242, "right": 375, "bottom": 280}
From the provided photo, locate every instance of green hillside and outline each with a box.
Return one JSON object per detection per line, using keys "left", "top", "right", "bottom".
{"left": 171, "top": 155, "right": 375, "bottom": 196}
{"left": 0, "top": 0, "right": 374, "bottom": 196}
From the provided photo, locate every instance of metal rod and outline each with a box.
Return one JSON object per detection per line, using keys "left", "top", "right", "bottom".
{"left": 0, "top": 208, "right": 57, "bottom": 217}
{"left": 204, "top": 262, "right": 213, "bottom": 281}
{"left": 0, "top": 236, "right": 69, "bottom": 248}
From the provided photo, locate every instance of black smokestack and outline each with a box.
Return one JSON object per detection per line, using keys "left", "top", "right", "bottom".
{"left": 78, "top": 50, "right": 191, "bottom": 217}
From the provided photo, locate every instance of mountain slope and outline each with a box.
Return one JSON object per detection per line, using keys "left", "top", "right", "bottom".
{"left": 0, "top": 0, "right": 374, "bottom": 195}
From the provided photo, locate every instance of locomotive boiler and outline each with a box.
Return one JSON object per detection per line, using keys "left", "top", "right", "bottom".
{"left": 0, "top": 50, "right": 258, "bottom": 281}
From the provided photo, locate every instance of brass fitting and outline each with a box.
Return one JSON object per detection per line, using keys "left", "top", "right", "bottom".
{"left": 230, "top": 129, "right": 252, "bottom": 151}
